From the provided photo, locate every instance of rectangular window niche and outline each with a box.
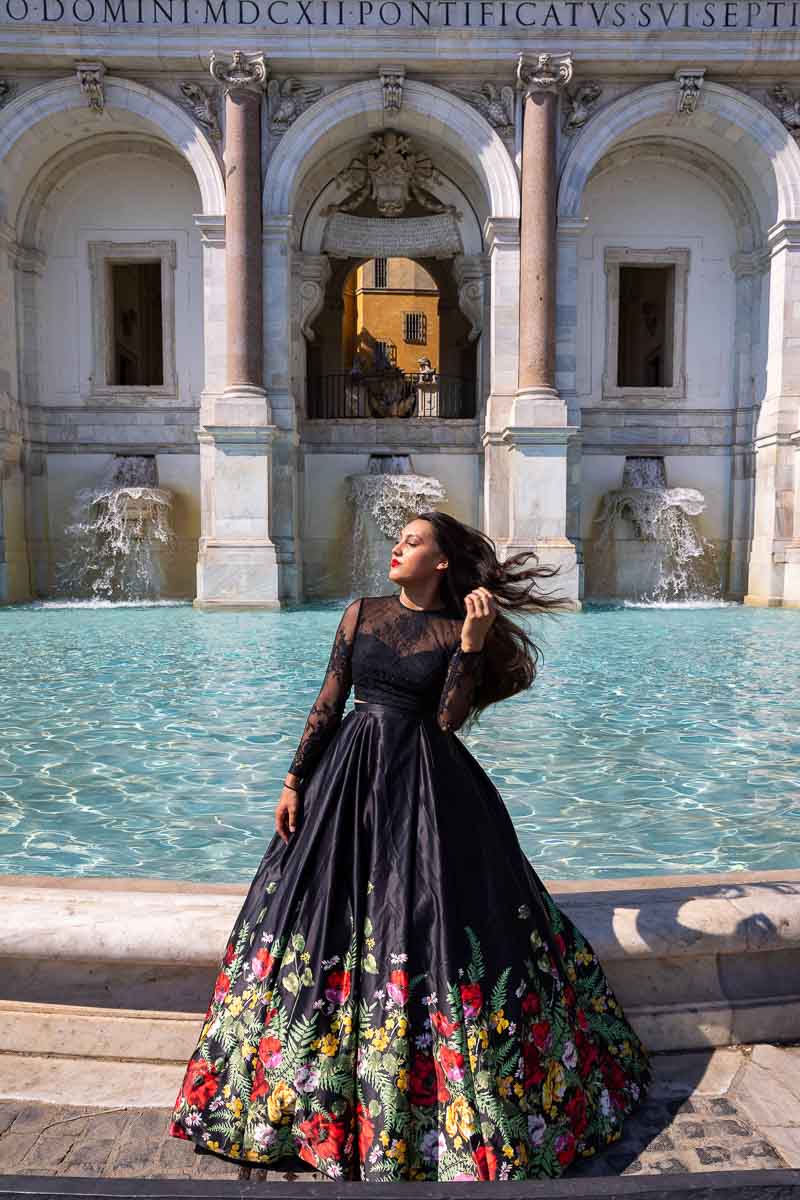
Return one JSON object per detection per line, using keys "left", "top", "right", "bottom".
{"left": 88, "top": 240, "right": 177, "bottom": 400}
{"left": 603, "top": 246, "right": 689, "bottom": 401}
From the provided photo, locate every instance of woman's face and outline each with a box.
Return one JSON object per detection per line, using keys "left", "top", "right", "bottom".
{"left": 388, "top": 519, "right": 447, "bottom": 584}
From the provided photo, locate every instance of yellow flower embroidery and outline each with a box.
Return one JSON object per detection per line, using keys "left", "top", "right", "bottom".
{"left": 207, "top": 1140, "right": 221, "bottom": 1151}
{"left": 396, "top": 1016, "right": 408, "bottom": 1037}
{"left": 489, "top": 1008, "right": 509, "bottom": 1033}
{"left": 445, "top": 1096, "right": 476, "bottom": 1139}
{"left": 319, "top": 1033, "right": 339, "bottom": 1056}
{"left": 543, "top": 1061, "right": 566, "bottom": 1111}
{"left": 497, "top": 1075, "right": 513, "bottom": 1098}
{"left": 266, "top": 1080, "right": 296, "bottom": 1123}
{"left": 227, "top": 1097, "right": 243, "bottom": 1118}
{"left": 397, "top": 1068, "right": 409, "bottom": 1091}
{"left": 379, "top": 1130, "right": 390, "bottom": 1146}
{"left": 226, "top": 996, "right": 243, "bottom": 1017}
{"left": 502, "top": 1144, "right": 514, "bottom": 1158}
{"left": 478, "top": 1029, "right": 489, "bottom": 1049}
{"left": 372, "top": 1028, "right": 389, "bottom": 1052}
{"left": 241, "top": 1043, "right": 256, "bottom": 1060}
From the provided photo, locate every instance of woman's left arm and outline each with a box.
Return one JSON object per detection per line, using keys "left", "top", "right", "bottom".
{"left": 435, "top": 587, "right": 496, "bottom": 733}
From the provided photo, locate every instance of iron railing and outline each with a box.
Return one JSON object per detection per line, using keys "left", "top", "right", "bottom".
{"left": 306, "top": 372, "right": 476, "bottom": 420}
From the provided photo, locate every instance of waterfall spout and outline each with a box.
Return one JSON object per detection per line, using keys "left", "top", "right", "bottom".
{"left": 57, "top": 456, "right": 175, "bottom": 601}
{"left": 347, "top": 455, "right": 446, "bottom": 595}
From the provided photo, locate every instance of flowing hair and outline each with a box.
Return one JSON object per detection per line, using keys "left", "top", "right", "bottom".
{"left": 412, "top": 510, "right": 575, "bottom": 732}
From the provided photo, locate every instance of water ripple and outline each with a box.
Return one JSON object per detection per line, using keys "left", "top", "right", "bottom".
{"left": 0, "top": 599, "right": 798, "bottom": 881}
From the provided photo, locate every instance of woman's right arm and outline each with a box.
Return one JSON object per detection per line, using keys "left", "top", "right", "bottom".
{"left": 275, "top": 597, "right": 362, "bottom": 842}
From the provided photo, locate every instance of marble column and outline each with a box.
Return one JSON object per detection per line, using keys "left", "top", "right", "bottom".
{"left": 497, "top": 54, "right": 579, "bottom": 607}
{"left": 195, "top": 51, "right": 280, "bottom": 610}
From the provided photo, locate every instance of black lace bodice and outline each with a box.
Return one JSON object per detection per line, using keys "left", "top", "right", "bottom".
{"left": 287, "top": 593, "right": 486, "bottom": 782}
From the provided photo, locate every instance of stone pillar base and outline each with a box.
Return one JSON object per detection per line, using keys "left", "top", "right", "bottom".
{"left": 497, "top": 536, "right": 581, "bottom": 609}
{"left": 195, "top": 539, "right": 280, "bottom": 610}
{"left": 511, "top": 385, "right": 566, "bottom": 427}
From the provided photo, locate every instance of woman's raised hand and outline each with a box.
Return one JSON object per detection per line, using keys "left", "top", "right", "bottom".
{"left": 275, "top": 785, "right": 301, "bottom": 843}
{"left": 461, "top": 587, "right": 497, "bottom": 651}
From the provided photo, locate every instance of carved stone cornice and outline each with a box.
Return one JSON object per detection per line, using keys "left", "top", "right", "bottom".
{"left": 75, "top": 61, "right": 105, "bottom": 112}
{"left": 209, "top": 50, "right": 268, "bottom": 97}
{"left": 516, "top": 52, "right": 574, "bottom": 98}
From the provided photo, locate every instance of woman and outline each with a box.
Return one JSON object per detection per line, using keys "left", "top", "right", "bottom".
{"left": 169, "top": 510, "right": 653, "bottom": 1181}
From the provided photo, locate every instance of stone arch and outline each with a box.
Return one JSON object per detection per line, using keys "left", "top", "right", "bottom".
{"left": 586, "top": 137, "right": 761, "bottom": 252}
{"left": 264, "top": 78, "right": 520, "bottom": 225}
{"left": 17, "top": 133, "right": 195, "bottom": 250}
{"left": 0, "top": 76, "right": 225, "bottom": 223}
{"left": 559, "top": 80, "right": 800, "bottom": 230}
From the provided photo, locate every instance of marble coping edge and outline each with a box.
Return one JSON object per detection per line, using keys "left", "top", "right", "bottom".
{"left": 0, "top": 869, "right": 798, "bottom": 967}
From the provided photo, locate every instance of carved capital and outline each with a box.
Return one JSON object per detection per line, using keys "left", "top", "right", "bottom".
{"left": 516, "top": 52, "right": 573, "bottom": 98}
{"left": 75, "top": 61, "right": 105, "bottom": 112}
{"left": 675, "top": 67, "right": 705, "bottom": 114}
{"left": 178, "top": 81, "right": 222, "bottom": 141}
{"left": 209, "top": 50, "right": 268, "bottom": 97}
{"left": 379, "top": 64, "right": 405, "bottom": 113}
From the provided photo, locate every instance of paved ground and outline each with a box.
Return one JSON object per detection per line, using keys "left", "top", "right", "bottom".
{"left": 0, "top": 1043, "right": 797, "bottom": 1181}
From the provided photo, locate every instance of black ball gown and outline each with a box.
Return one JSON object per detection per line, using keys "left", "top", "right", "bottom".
{"left": 169, "top": 593, "right": 653, "bottom": 1181}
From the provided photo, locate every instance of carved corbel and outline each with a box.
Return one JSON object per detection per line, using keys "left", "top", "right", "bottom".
{"left": 267, "top": 78, "right": 323, "bottom": 134}
{"left": 452, "top": 82, "right": 515, "bottom": 141}
{"left": 675, "top": 67, "right": 705, "bottom": 114}
{"left": 295, "top": 255, "right": 332, "bottom": 342}
{"left": 75, "top": 61, "right": 105, "bottom": 112}
{"left": 562, "top": 82, "right": 602, "bottom": 134}
{"left": 453, "top": 255, "right": 488, "bottom": 343}
{"left": 379, "top": 64, "right": 405, "bottom": 113}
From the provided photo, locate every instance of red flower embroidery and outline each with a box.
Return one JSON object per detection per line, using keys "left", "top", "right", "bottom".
{"left": 386, "top": 969, "right": 409, "bottom": 1006}
{"left": 213, "top": 972, "right": 230, "bottom": 1003}
{"left": 409, "top": 1053, "right": 443, "bottom": 1106}
{"left": 251, "top": 1058, "right": 269, "bottom": 1100}
{"left": 223, "top": 942, "right": 236, "bottom": 966}
{"left": 459, "top": 982, "right": 483, "bottom": 1018}
{"left": 576, "top": 1007, "right": 589, "bottom": 1031}
{"left": 438, "top": 1044, "right": 466, "bottom": 1082}
{"left": 258, "top": 1034, "right": 282, "bottom": 1068}
{"left": 554, "top": 933, "right": 567, "bottom": 958}
{"left": 430, "top": 1010, "right": 458, "bottom": 1038}
{"left": 298, "top": 1112, "right": 349, "bottom": 1161}
{"left": 531, "top": 1020, "right": 552, "bottom": 1051}
{"left": 356, "top": 1101, "right": 375, "bottom": 1162}
{"left": 555, "top": 1130, "right": 576, "bottom": 1166}
{"left": 565, "top": 1088, "right": 589, "bottom": 1136}
{"left": 576, "top": 1028, "right": 599, "bottom": 1074}
{"left": 522, "top": 1040, "right": 545, "bottom": 1088}
{"left": 324, "top": 969, "right": 351, "bottom": 1004}
{"left": 472, "top": 1144, "right": 500, "bottom": 1180}
{"left": 183, "top": 1057, "right": 219, "bottom": 1109}
{"left": 521, "top": 992, "right": 541, "bottom": 1016}
{"left": 251, "top": 948, "right": 275, "bottom": 980}
{"left": 563, "top": 984, "right": 576, "bottom": 1008}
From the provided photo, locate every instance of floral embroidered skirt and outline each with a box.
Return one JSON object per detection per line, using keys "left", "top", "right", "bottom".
{"left": 169, "top": 702, "right": 653, "bottom": 1180}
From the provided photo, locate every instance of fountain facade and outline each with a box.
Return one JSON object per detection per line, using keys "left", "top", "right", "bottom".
{"left": 56, "top": 456, "right": 175, "bottom": 602}
{"left": 590, "top": 457, "right": 722, "bottom": 603}
{"left": 346, "top": 455, "right": 446, "bottom": 595}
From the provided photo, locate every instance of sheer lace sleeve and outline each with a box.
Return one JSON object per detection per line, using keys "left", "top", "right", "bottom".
{"left": 287, "top": 597, "right": 362, "bottom": 781}
{"left": 436, "top": 642, "right": 486, "bottom": 734}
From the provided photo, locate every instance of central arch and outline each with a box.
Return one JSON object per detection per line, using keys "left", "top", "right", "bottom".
{"left": 264, "top": 79, "right": 520, "bottom": 223}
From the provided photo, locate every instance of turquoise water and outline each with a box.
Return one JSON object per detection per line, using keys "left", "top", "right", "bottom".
{"left": 1, "top": 599, "right": 799, "bottom": 882}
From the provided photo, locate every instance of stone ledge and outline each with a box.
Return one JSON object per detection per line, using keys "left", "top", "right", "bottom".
{"left": 0, "top": 872, "right": 797, "bottom": 1052}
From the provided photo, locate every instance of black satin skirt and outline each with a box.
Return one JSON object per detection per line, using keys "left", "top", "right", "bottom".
{"left": 169, "top": 698, "right": 653, "bottom": 1181}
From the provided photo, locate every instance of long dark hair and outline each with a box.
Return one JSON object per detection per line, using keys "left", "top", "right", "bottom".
{"left": 413, "top": 510, "right": 575, "bottom": 731}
